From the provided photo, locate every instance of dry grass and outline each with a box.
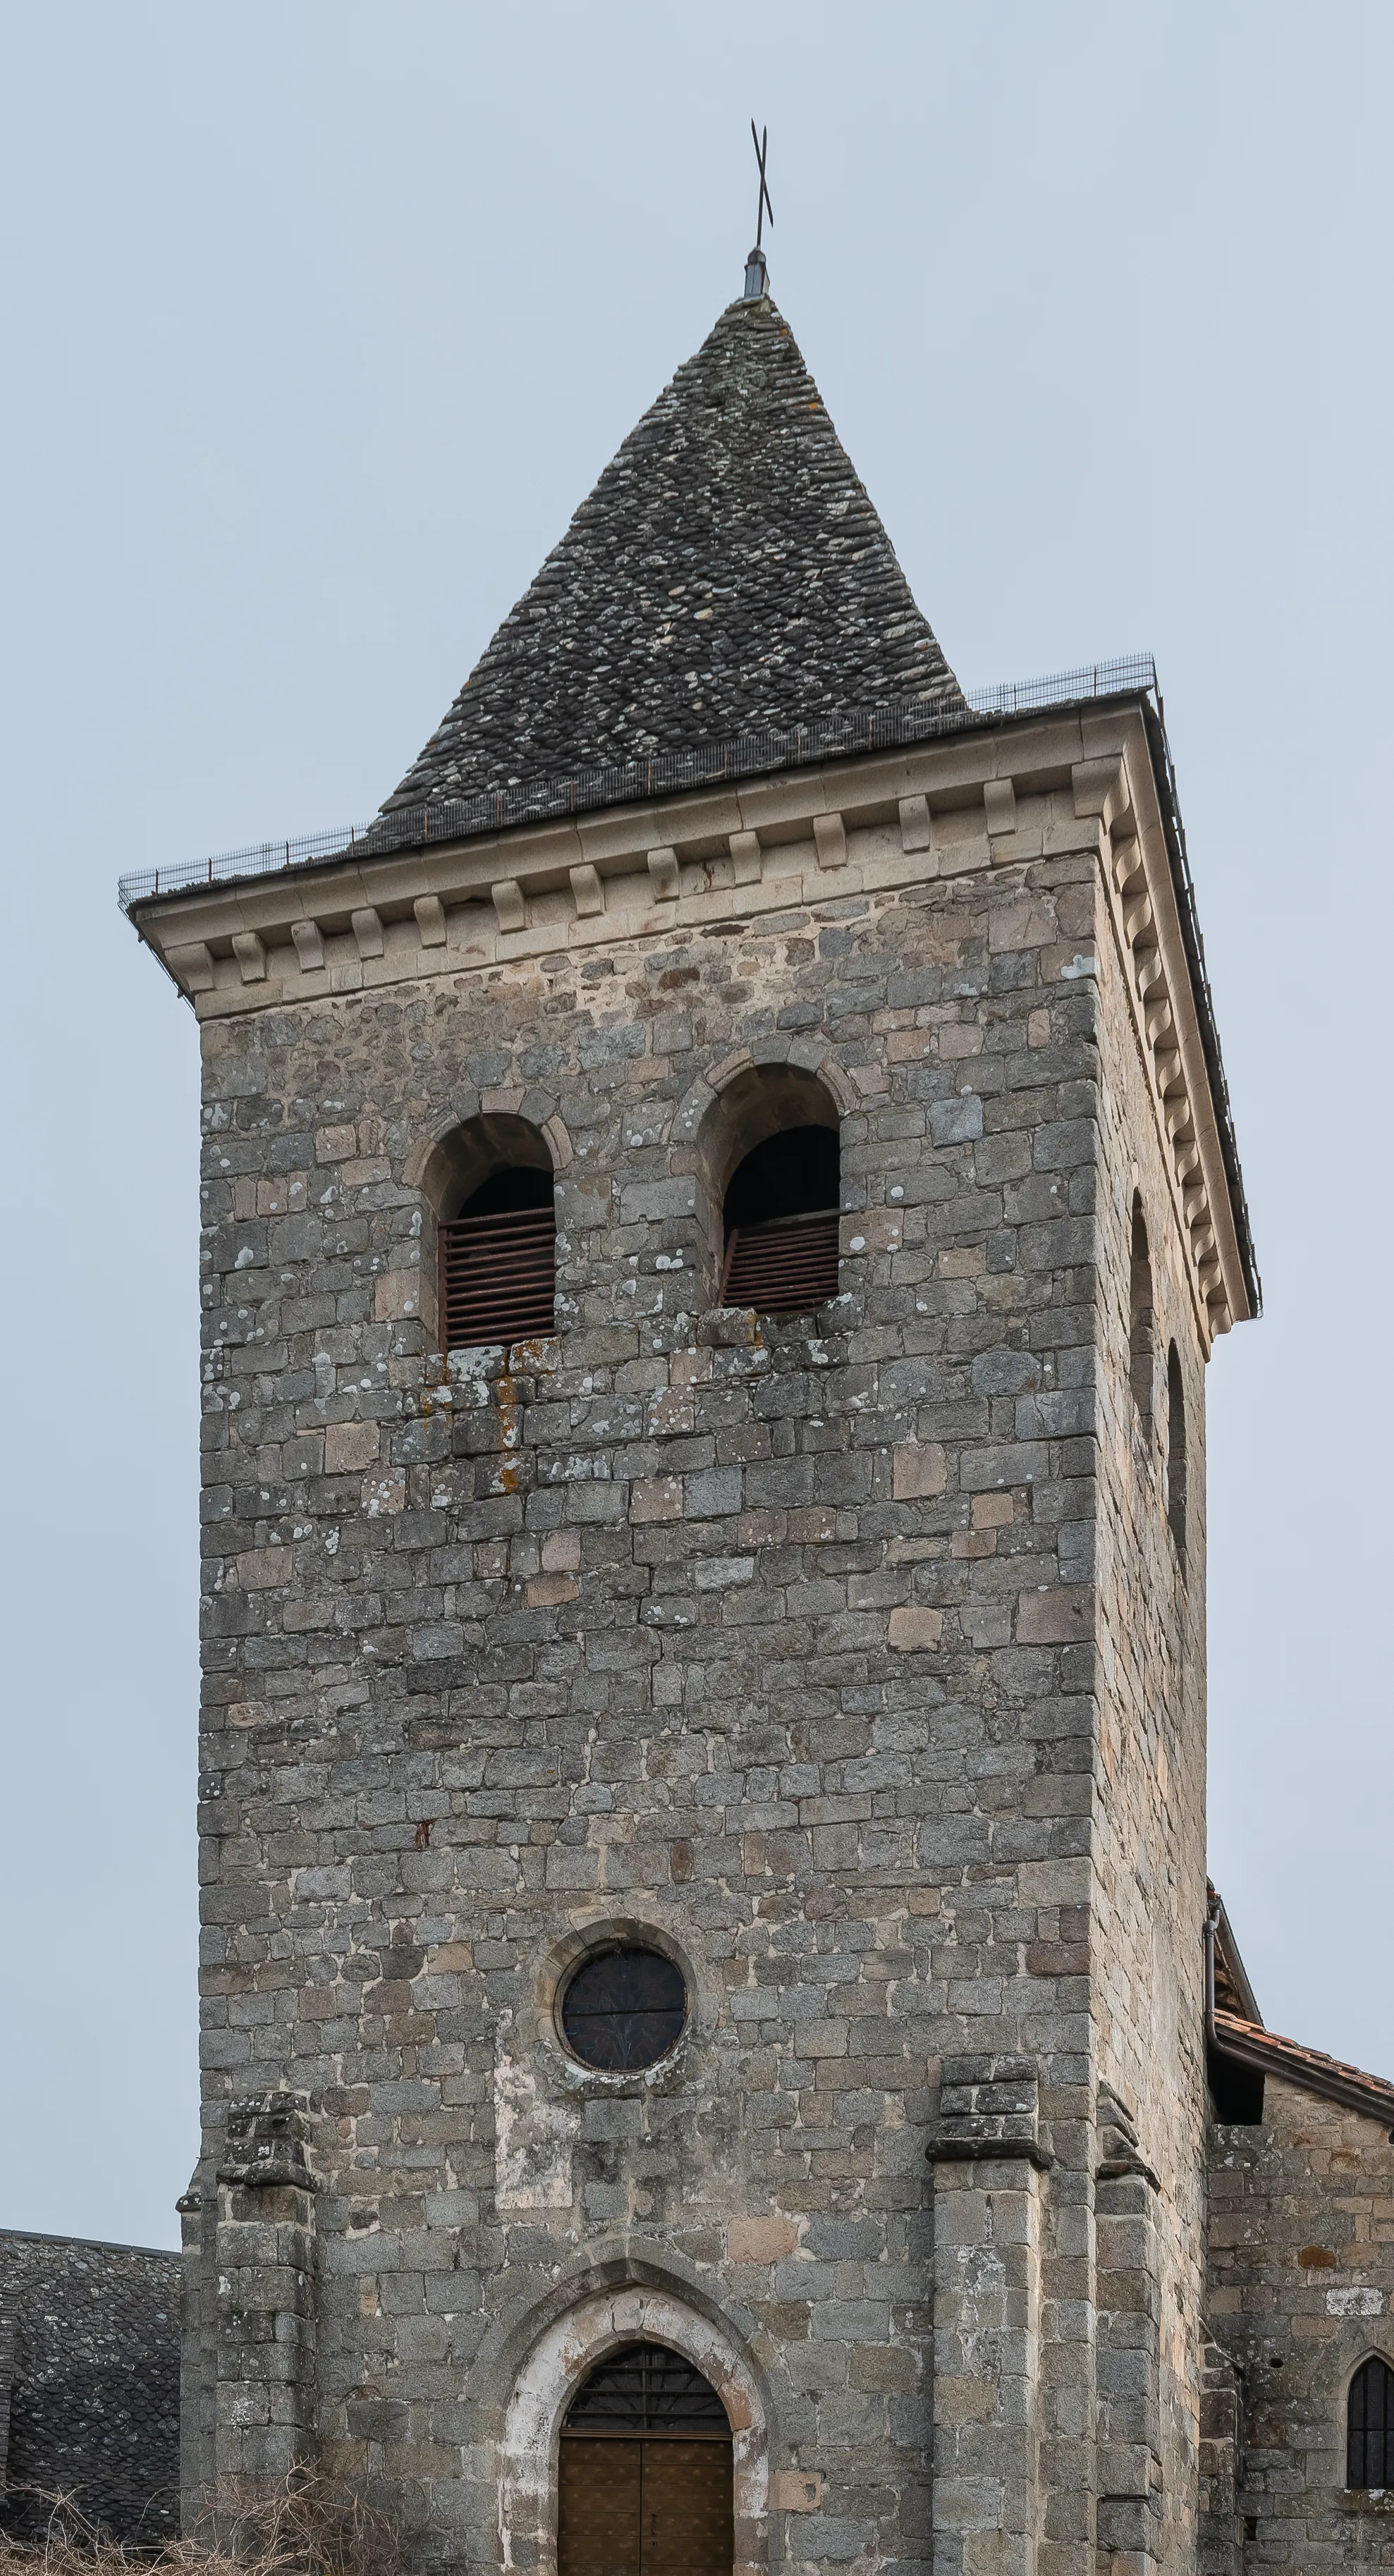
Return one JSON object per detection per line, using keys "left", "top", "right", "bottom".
{"left": 0, "top": 2473, "right": 402, "bottom": 2576}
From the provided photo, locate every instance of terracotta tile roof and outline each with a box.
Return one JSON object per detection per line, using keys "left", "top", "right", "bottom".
{"left": 1212, "top": 2010, "right": 1394, "bottom": 2130}
{"left": 381, "top": 289, "right": 965, "bottom": 814}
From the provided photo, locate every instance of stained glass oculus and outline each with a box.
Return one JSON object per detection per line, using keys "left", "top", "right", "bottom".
{"left": 559, "top": 1946, "right": 687, "bottom": 2071}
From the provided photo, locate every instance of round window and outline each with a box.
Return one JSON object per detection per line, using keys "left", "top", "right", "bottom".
{"left": 559, "top": 1945, "right": 687, "bottom": 2071}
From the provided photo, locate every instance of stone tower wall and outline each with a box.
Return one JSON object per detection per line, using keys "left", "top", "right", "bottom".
{"left": 174, "top": 734, "right": 1234, "bottom": 2576}
{"left": 1092, "top": 876, "right": 1211, "bottom": 2572}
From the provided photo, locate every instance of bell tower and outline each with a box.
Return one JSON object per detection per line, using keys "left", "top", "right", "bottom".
{"left": 127, "top": 263, "right": 1256, "bottom": 2576}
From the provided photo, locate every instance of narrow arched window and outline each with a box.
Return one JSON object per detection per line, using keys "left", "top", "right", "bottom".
{"left": 721, "top": 1123, "right": 840, "bottom": 1314}
{"left": 1166, "top": 1340, "right": 1187, "bottom": 1554}
{"left": 1130, "top": 1196, "right": 1154, "bottom": 1426}
{"left": 1348, "top": 2355, "right": 1394, "bottom": 2489}
{"left": 439, "top": 1163, "right": 555, "bottom": 1351}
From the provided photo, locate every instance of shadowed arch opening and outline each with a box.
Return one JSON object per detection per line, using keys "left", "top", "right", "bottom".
{"left": 1166, "top": 1339, "right": 1187, "bottom": 1556}
{"left": 419, "top": 1112, "right": 556, "bottom": 1354}
{"left": 700, "top": 1067, "right": 841, "bottom": 1315}
{"left": 1130, "top": 1194, "right": 1155, "bottom": 1428}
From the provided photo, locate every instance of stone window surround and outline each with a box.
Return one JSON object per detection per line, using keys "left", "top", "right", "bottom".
{"left": 522, "top": 1908, "right": 715, "bottom": 2103}
{"left": 498, "top": 2284, "right": 774, "bottom": 2576}
{"left": 133, "top": 701, "right": 1248, "bottom": 1348}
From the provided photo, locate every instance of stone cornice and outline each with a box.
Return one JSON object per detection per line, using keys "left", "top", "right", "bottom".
{"left": 128, "top": 699, "right": 1250, "bottom": 1345}
{"left": 1074, "top": 711, "right": 1250, "bottom": 1341}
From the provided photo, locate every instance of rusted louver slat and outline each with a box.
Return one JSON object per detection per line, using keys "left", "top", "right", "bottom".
{"left": 440, "top": 1206, "right": 556, "bottom": 1351}
{"left": 721, "top": 1211, "right": 839, "bottom": 1315}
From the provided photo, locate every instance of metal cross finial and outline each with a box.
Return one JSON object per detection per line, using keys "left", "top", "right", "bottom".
{"left": 750, "top": 121, "right": 773, "bottom": 249}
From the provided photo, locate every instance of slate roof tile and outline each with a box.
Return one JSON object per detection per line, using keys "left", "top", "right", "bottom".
{"left": 0, "top": 2231, "right": 181, "bottom": 2544}
{"left": 383, "top": 289, "right": 964, "bottom": 813}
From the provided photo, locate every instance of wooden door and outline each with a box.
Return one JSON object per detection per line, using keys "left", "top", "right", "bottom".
{"left": 557, "top": 2438, "right": 731, "bottom": 2576}
{"left": 640, "top": 2441, "right": 733, "bottom": 2576}
{"left": 558, "top": 2439, "right": 642, "bottom": 2576}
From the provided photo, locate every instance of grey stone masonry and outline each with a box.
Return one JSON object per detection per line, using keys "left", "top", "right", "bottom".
{"left": 1206, "top": 2078, "right": 1394, "bottom": 2570}
{"left": 929, "top": 2057, "right": 1051, "bottom": 2576}
{"left": 153, "top": 706, "right": 1230, "bottom": 2576}
{"left": 212, "top": 2096, "right": 319, "bottom": 2491}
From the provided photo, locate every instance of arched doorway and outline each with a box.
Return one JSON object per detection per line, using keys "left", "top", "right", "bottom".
{"left": 558, "top": 2341, "right": 733, "bottom": 2576}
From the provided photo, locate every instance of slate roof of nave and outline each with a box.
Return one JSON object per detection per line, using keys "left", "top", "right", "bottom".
{"left": 381, "top": 290, "right": 965, "bottom": 814}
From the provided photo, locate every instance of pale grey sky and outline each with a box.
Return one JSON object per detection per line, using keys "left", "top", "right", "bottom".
{"left": 2, "top": 0, "right": 1389, "bottom": 2250}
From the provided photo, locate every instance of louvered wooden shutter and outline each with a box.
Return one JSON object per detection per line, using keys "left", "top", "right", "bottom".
{"left": 439, "top": 1204, "right": 556, "bottom": 1351}
{"left": 720, "top": 1208, "right": 839, "bottom": 1314}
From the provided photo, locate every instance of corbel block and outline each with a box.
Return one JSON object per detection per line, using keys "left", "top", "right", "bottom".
{"left": 491, "top": 880, "right": 526, "bottom": 933}
{"left": 729, "top": 830, "right": 763, "bottom": 886}
{"left": 813, "top": 812, "right": 847, "bottom": 870}
{"left": 1123, "top": 893, "right": 1154, "bottom": 941}
{"left": 898, "top": 793, "right": 932, "bottom": 854}
{"left": 414, "top": 895, "right": 447, "bottom": 947}
{"left": 647, "top": 846, "right": 680, "bottom": 901}
{"left": 351, "top": 907, "right": 384, "bottom": 959}
{"left": 569, "top": 864, "right": 604, "bottom": 918}
{"left": 232, "top": 931, "right": 267, "bottom": 985}
{"left": 169, "top": 941, "right": 216, "bottom": 994}
{"left": 931, "top": 2054, "right": 1051, "bottom": 2168}
{"left": 983, "top": 778, "right": 1017, "bottom": 838}
{"left": 1111, "top": 832, "right": 1143, "bottom": 892}
{"left": 1072, "top": 753, "right": 1133, "bottom": 833}
{"left": 290, "top": 921, "right": 324, "bottom": 972}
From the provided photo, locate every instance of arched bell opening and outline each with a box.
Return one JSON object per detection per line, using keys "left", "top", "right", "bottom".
{"left": 698, "top": 1066, "right": 841, "bottom": 1317}
{"left": 416, "top": 1112, "right": 557, "bottom": 1354}
{"left": 558, "top": 2341, "right": 733, "bottom": 2576}
{"left": 721, "top": 1124, "right": 840, "bottom": 1314}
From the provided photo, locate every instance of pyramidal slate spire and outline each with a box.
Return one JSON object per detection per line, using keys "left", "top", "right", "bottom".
{"left": 381, "top": 286, "right": 965, "bottom": 814}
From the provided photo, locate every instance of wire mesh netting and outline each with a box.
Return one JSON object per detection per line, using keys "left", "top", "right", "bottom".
{"left": 563, "top": 2343, "right": 730, "bottom": 2438}
{"left": 116, "top": 656, "right": 1158, "bottom": 914}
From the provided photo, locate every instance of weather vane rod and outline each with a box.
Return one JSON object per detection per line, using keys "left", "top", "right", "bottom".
{"left": 744, "top": 123, "right": 773, "bottom": 300}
